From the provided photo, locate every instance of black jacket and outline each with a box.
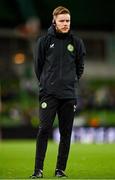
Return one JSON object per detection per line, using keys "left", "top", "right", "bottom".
{"left": 34, "top": 25, "right": 86, "bottom": 99}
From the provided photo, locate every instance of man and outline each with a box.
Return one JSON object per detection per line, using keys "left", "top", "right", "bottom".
{"left": 31, "top": 6, "right": 86, "bottom": 178}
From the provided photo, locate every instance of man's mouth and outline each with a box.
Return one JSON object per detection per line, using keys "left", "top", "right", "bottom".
{"left": 62, "top": 27, "right": 68, "bottom": 31}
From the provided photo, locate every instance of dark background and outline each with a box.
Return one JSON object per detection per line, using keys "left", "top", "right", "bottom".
{"left": 0, "top": 0, "right": 114, "bottom": 31}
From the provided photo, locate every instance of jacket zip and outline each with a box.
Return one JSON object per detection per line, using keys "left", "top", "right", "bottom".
{"left": 59, "top": 40, "right": 63, "bottom": 79}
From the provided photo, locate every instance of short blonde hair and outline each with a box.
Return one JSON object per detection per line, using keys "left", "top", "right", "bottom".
{"left": 53, "top": 6, "right": 70, "bottom": 17}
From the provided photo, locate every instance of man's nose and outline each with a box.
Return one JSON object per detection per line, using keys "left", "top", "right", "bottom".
{"left": 64, "top": 21, "right": 68, "bottom": 25}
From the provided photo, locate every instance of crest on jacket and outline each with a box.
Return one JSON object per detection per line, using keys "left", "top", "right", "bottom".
{"left": 67, "top": 44, "right": 74, "bottom": 52}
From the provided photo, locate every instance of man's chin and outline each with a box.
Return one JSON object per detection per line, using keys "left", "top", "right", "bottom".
{"left": 59, "top": 30, "right": 69, "bottom": 33}
{"left": 62, "top": 31, "right": 69, "bottom": 33}
{"left": 61, "top": 29, "right": 69, "bottom": 33}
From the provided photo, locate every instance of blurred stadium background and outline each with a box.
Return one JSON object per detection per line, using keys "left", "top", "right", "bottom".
{"left": 0, "top": 0, "right": 115, "bottom": 142}
{"left": 0, "top": 0, "right": 115, "bottom": 179}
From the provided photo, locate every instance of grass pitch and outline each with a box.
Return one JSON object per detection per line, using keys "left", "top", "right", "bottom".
{"left": 0, "top": 140, "right": 115, "bottom": 179}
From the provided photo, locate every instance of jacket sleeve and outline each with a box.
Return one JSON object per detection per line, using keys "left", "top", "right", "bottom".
{"left": 34, "top": 36, "right": 46, "bottom": 81}
{"left": 76, "top": 38, "right": 86, "bottom": 80}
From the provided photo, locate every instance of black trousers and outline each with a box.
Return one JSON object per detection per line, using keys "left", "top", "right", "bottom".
{"left": 34, "top": 95, "right": 76, "bottom": 173}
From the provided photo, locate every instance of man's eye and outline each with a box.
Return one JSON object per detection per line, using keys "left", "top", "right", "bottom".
{"left": 59, "top": 20, "right": 70, "bottom": 23}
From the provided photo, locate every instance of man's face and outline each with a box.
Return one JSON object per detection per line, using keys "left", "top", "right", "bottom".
{"left": 54, "top": 13, "right": 70, "bottom": 33}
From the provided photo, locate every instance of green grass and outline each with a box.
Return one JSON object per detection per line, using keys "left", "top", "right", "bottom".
{"left": 0, "top": 140, "right": 115, "bottom": 179}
